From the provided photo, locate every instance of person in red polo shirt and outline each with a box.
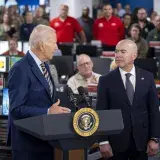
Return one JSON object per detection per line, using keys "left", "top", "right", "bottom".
{"left": 50, "top": 4, "right": 86, "bottom": 43}
{"left": 93, "top": 4, "right": 125, "bottom": 48}
{"left": 2, "top": 38, "right": 25, "bottom": 56}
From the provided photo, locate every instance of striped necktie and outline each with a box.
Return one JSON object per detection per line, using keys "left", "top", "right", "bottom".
{"left": 40, "top": 62, "right": 53, "bottom": 96}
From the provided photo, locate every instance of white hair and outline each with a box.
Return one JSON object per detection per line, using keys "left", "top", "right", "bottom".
{"left": 29, "top": 25, "right": 55, "bottom": 49}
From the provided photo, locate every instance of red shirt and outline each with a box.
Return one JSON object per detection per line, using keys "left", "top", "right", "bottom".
{"left": 2, "top": 50, "right": 25, "bottom": 56}
{"left": 50, "top": 16, "right": 82, "bottom": 43}
{"left": 93, "top": 16, "right": 125, "bottom": 46}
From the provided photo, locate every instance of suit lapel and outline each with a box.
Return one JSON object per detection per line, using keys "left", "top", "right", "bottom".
{"left": 132, "top": 67, "right": 142, "bottom": 106}
{"left": 26, "top": 52, "right": 52, "bottom": 100}
{"left": 115, "top": 68, "right": 131, "bottom": 106}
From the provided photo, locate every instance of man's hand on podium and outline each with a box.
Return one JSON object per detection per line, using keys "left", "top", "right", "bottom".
{"left": 99, "top": 143, "right": 113, "bottom": 158}
{"left": 48, "top": 99, "right": 71, "bottom": 114}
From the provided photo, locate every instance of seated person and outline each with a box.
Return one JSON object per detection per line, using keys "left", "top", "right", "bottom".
{"left": 2, "top": 38, "right": 25, "bottom": 56}
{"left": 67, "top": 54, "right": 101, "bottom": 94}
{"left": 110, "top": 59, "right": 117, "bottom": 71}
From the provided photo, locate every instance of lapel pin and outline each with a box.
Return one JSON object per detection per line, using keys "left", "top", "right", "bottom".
{"left": 141, "top": 77, "right": 144, "bottom": 80}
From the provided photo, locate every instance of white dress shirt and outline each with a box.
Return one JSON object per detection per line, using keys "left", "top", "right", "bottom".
{"left": 119, "top": 65, "right": 136, "bottom": 91}
{"left": 29, "top": 50, "right": 43, "bottom": 73}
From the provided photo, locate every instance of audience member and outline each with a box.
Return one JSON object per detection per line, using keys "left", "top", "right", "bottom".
{"left": 93, "top": 4, "right": 125, "bottom": 48}
{"left": 2, "top": 38, "right": 25, "bottom": 56}
{"left": 77, "top": 6, "right": 94, "bottom": 43}
{"left": 50, "top": 4, "right": 86, "bottom": 43}
{"left": 67, "top": 54, "right": 101, "bottom": 94}
{"left": 116, "top": 2, "right": 125, "bottom": 18}
{"left": 127, "top": 23, "right": 148, "bottom": 58}
{"left": 150, "top": 11, "right": 158, "bottom": 26}
{"left": 132, "top": 8, "right": 155, "bottom": 39}
{"left": 20, "top": 11, "right": 35, "bottom": 41}
{"left": 124, "top": 4, "right": 131, "bottom": 14}
{"left": 0, "top": 13, "right": 10, "bottom": 40}
{"left": 33, "top": 7, "right": 49, "bottom": 26}
{"left": 146, "top": 15, "right": 160, "bottom": 42}
{"left": 123, "top": 13, "right": 132, "bottom": 36}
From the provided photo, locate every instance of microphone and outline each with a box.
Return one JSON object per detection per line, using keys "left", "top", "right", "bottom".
{"left": 77, "top": 86, "right": 91, "bottom": 108}
{"left": 67, "top": 86, "right": 78, "bottom": 110}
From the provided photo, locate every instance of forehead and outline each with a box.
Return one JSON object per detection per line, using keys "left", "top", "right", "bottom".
{"left": 60, "top": 5, "right": 68, "bottom": 10}
{"left": 78, "top": 56, "right": 91, "bottom": 63}
{"left": 131, "top": 26, "right": 139, "bottom": 30}
{"left": 138, "top": 9, "right": 146, "bottom": 14}
{"left": 103, "top": 5, "right": 112, "bottom": 10}
{"left": 116, "top": 42, "right": 129, "bottom": 50}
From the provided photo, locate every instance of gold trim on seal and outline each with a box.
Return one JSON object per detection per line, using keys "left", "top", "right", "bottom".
{"left": 73, "top": 108, "right": 99, "bottom": 137}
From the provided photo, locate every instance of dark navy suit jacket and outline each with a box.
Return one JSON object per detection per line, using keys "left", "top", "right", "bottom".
{"left": 7, "top": 52, "right": 57, "bottom": 152}
{"left": 96, "top": 67, "right": 160, "bottom": 152}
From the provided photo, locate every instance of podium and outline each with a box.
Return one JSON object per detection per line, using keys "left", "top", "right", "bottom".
{"left": 14, "top": 110, "right": 124, "bottom": 160}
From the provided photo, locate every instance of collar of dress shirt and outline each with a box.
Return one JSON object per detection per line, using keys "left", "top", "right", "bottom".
{"left": 29, "top": 50, "right": 43, "bottom": 66}
{"left": 119, "top": 65, "right": 136, "bottom": 79}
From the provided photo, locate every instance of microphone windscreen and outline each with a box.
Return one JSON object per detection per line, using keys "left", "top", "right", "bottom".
{"left": 77, "top": 86, "right": 85, "bottom": 94}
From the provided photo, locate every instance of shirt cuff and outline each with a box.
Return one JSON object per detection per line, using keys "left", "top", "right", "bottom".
{"left": 99, "top": 141, "right": 109, "bottom": 145}
{"left": 47, "top": 108, "right": 50, "bottom": 114}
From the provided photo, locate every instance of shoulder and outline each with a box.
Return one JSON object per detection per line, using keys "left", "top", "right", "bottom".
{"left": 136, "top": 67, "right": 154, "bottom": 79}
{"left": 99, "top": 69, "right": 118, "bottom": 82}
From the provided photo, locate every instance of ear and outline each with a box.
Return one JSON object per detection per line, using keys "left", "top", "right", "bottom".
{"left": 39, "top": 41, "right": 45, "bottom": 52}
{"left": 133, "top": 52, "right": 138, "bottom": 60}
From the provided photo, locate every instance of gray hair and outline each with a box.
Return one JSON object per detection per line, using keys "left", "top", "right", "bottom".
{"left": 29, "top": 25, "right": 56, "bottom": 49}
{"left": 77, "top": 54, "right": 92, "bottom": 66}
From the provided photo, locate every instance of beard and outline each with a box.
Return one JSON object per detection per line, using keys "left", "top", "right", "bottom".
{"left": 139, "top": 18, "right": 146, "bottom": 22}
{"left": 82, "top": 14, "right": 89, "bottom": 18}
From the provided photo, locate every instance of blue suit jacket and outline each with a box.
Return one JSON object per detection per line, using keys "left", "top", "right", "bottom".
{"left": 96, "top": 67, "right": 160, "bottom": 152}
{"left": 7, "top": 52, "right": 57, "bottom": 152}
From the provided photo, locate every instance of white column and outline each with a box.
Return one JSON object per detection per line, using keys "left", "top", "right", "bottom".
{"left": 50, "top": 0, "right": 92, "bottom": 20}
{"left": 154, "top": 0, "right": 160, "bottom": 14}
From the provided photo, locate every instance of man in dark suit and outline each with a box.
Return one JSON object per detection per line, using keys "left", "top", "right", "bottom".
{"left": 96, "top": 39, "right": 159, "bottom": 160}
{"left": 8, "top": 25, "right": 71, "bottom": 160}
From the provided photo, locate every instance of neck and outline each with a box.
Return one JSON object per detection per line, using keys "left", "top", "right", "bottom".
{"left": 31, "top": 48, "right": 47, "bottom": 62}
{"left": 60, "top": 15, "right": 67, "bottom": 20}
{"left": 105, "top": 15, "right": 112, "bottom": 20}
{"left": 82, "top": 72, "right": 92, "bottom": 79}
{"left": 132, "top": 36, "right": 139, "bottom": 41}
{"left": 121, "top": 64, "right": 134, "bottom": 72}
{"left": 10, "top": 49, "right": 17, "bottom": 53}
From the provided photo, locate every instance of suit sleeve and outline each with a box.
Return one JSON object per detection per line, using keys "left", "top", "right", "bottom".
{"left": 96, "top": 76, "right": 109, "bottom": 142}
{"left": 96, "top": 76, "right": 109, "bottom": 110}
{"left": 147, "top": 74, "right": 160, "bottom": 138}
{"left": 8, "top": 66, "right": 48, "bottom": 119}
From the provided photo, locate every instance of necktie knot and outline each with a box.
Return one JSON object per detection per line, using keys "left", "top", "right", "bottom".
{"left": 40, "top": 62, "right": 45, "bottom": 69}
{"left": 125, "top": 73, "right": 132, "bottom": 79}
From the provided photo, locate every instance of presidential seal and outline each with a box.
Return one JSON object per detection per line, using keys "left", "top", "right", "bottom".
{"left": 73, "top": 108, "right": 99, "bottom": 137}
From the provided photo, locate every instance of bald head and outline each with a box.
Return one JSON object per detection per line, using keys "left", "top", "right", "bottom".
{"left": 77, "top": 54, "right": 93, "bottom": 78}
{"left": 116, "top": 39, "right": 138, "bottom": 54}
{"left": 59, "top": 4, "right": 69, "bottom": 18}
{"left": 115, "top": 40, "right": 138, "bottom": 72}
{"left": 77, "top": 54, "right": 92, "bottom": 66}
{"left": 29, "top": 24, "right": 56, "bottom": 50}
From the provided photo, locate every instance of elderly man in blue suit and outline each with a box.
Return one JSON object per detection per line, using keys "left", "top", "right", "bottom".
{"left": 96, "top": 39, "right": 159, "bottom": 160}
{"left": 8, "top": 25, "right": 71, "bottom": 160}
